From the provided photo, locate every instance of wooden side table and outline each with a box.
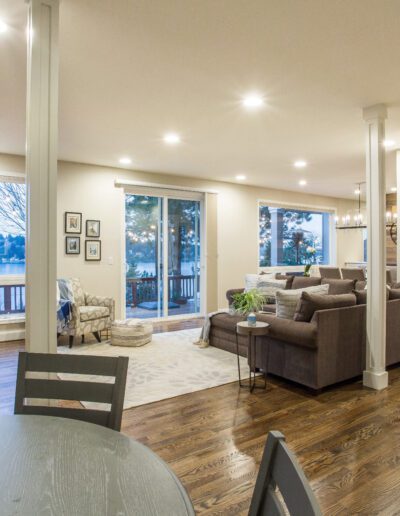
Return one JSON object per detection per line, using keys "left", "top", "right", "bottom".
{"left": 236, "top": 321, "right": 270, "bottom": 392}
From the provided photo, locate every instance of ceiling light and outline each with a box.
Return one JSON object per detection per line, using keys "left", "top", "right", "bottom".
{"left": 0, "top": 20, "right": 8, "bottom": 33}
{"left": 294, "top": 160, "right": 307, "bottom": 168}
{"left": 235, "top": 174, "right": 247, "bottom": 181}
{"left": 242, "top": 94, "right": 264, "bottom": 109}
{"left": 119, "top": 157, "right": 132, "bottom": 165}
{"left": 383, "top": 139, "right": 395, "bottom": 148}
{"left": 299, "top": 179, "right": 307, "bottom": 186}
{"left": 391, "top": 187, "right": 397, "bottom": 193}
{"left": 354, "top": 188, "right": 361, "bottom": 195}
{"left": 163, "top": 133, "right": 181, "bottom": 145}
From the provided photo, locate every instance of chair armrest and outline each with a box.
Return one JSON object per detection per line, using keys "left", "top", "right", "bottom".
{"left": 84, "top": 293, "right": 115, "bottom": 320}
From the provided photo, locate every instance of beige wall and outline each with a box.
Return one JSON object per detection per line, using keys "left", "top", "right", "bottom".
{"left": 0, "top": 153, "right": 364, "bottom": 317}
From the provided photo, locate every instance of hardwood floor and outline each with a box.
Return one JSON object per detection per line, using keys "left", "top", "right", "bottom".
{"left": 2, "top": 319, "right": 400, "bottom": 514}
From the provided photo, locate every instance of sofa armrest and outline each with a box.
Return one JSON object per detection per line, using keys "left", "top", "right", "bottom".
{"left": 84, "top": 293, "right": 115, "bottom": 320}
{"left": 257, "top": 313, "right": 317, "bottom": 349}
{"left": 226, "top": 288, "right": 245, "bottom": 306}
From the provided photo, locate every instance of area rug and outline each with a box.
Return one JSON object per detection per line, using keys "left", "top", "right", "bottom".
{"left": 58, "top": 328, "right": 250, "bottom": 409}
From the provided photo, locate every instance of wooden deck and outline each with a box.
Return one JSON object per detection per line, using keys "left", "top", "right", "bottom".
{"left": 2, "top": 320, "right": 400, "bottom": 514}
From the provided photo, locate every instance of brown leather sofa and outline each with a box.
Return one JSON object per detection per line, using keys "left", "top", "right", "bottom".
{"left": 209, "top": 278, "right": 400, "bottom": 391}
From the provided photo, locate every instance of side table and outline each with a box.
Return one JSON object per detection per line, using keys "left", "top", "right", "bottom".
{"left": 236, "top": 321, "right": 270, "bottom": 392}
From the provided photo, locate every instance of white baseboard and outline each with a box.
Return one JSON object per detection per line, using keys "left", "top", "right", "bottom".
{"left": 0, "top": 328, "right": 25, "bottom": 342}
{"left": 363, "top": 369, "right": 389, "bottom": 390}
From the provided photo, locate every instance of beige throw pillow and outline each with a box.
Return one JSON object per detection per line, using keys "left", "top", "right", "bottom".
{"left": 275, "top": 284, "right": 329, "bottom": 319}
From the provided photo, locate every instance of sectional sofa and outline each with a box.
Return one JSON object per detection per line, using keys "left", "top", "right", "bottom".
{"left": 208, "top": 276, "right": 400, "bottom": 392}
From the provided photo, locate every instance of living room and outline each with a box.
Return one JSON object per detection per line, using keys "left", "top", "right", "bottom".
{"left": 1, "top": 0, "right": 400, "bottom": 514}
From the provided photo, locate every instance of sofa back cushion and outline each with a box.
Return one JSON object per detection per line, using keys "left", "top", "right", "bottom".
{"left": 321, "top": 278, "right": 356, "bottom": 295}
{"left": 355, "top": 287, "right": 390, "bottom": 305}
{"left": 276, "top": 284, "right": 329, "bottom": 319}
{"left": 293, "top": 292, "right": 357, "bottom": 322}
{"left": 291, "top": 276, "right": 321, "bottom": 289}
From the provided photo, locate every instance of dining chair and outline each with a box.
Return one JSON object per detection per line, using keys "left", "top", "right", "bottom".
{"left": 341, "top": 267, "right": 366, "bottom": 281}
{"left": 248, "top": 431, "right": 321, "bottom": 516}
{"left": 14, "top": 352, "right": 128, "bottom": 431}
{"left": 318, "top": 266, "right": 341, "bottom": 279}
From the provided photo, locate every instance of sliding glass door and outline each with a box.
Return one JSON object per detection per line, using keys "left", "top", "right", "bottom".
{"left": 125, "top": 193, "right": 202, "bottom": 319}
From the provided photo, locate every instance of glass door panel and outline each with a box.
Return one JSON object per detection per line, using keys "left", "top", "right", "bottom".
{"left": 167, "top": 199, "right": 201, "bottom": 317}
{"left": 125, "top": 194, "right": 163, "bottom": 319}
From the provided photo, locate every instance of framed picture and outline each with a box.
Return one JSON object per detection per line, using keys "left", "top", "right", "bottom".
{"left": 65, "top": 236, "right": 80, "bottom": 255}
{"left": 85, "top": 240, "right": 101, "bottom": 261}
{"left": 86, "top": 219, "right": 101, "bottom": 238}
{"left": 65, "top": 212, "right": 82, "bottom": 234}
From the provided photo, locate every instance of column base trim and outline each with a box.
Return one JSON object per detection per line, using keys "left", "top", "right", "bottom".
{"left": 363, "top": 370, "right": 388, "bottom": 390}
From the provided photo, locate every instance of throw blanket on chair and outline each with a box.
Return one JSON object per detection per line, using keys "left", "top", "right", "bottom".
{"left": 193, "top": 309, "right": 229, "bottom": 348}
{"left": 57, "top": 279, "right": 73, "bottom": 333}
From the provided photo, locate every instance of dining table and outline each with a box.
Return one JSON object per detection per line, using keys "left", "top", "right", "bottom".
{"left": 0, "top": 415, "right": 195, "bottom": 515}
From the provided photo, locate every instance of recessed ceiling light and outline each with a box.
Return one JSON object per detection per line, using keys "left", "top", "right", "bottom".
{"left": 163, "top": 133, "right": 181, "bottom": 145}
{"left": 391, "top": 187, "right": 397, "bottom": 192}
{"left": 236, "top": 174, "right": 247, "bottom": 181}
{"left": 119, "top": 157, "right": 132, "bottom": 165}
{"left": 383, "top": 139, "right": 395, "bottom": 148}
{"left": 0, "top": 20, "right": 8, "bottom": 33}
{"left": 354, "top": 188, "right": 361, "bottom": 195}
{"left": 299, "top": 179, "right": 307, "bottom": 186}
{"left": 294, "top": 160, "right": 307, "bottom": 168}
{"left": 242, "top": 94, "right": 264, "bottom": 109}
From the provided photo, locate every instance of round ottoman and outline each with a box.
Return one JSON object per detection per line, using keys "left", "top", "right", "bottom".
{"left": 111, "top": 319, "right": 153, "bottom": 347}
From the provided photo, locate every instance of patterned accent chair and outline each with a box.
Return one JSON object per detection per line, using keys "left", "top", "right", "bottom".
{"left": 58, "top": 278, "right": 115, "bottom": 348}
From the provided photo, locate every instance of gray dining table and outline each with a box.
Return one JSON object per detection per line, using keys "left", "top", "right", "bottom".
{"left": 0, "top": 415, "right": 194, "bottom": 516}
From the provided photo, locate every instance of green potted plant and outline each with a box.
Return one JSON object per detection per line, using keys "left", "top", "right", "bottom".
{"left": 231, "top": 289, "right": 266, "bottom": 315}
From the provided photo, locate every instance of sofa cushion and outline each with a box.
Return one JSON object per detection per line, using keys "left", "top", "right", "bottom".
{"left": 244, "top": 273, "right": 274, "bottom": 291}
{"left": 354, "top": 288, "right": 390, "bottom": 304}
{"left": 275, "top": 284, "right": 329, "bottom": 319}
{"left": 275, "top": 274, "right": 295, "bottom": 289}
{"left": 257, "top": 313, "right": 317, "bottom": 348}
{"left": 321, "top": 278, "right": 356, "bottom": 295}
{"left": 257, "top": 278, "right": 287, "bottom": 302}
{"left": 210, "top": 313, "right": 245, "bottom": 332}
{"left": 80, "top": 305, "right": 110, "bottom": 322}
{"left": 293, "top": 292, "right": 356, "bottom": 322}
{"left": 291, "top": 276, "right": 321, "bottom": 289}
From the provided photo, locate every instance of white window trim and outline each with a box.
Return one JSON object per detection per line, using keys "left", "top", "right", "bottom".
{"left": 257, "top": 199, "right": 337, "bottom": 270}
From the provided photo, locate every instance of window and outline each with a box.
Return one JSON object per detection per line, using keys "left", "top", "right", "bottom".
{"left": 0, "top": 177, "right": 26, "bottom": 275}
{"left": 259, "top": 204, "right": 331, "bottom": 266}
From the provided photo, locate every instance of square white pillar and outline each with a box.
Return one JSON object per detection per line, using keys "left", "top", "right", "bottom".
{"left": 362, "top": 104, "right": 388, "bottom": 390}
{"left": 25, "top": 0, "right": 59, "bottom": 353}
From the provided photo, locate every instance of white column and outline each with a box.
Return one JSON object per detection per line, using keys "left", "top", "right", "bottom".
{"left": 363, "top": 104, "right": 388, "bottom": 390}
{"left": 25, "top": 0, "right": 59, "bottom": 353}
{"left": 396, "top": 150, "right": 400, "bottom": 282}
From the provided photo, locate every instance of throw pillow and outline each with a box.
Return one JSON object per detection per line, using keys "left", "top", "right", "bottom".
{"left": 293, "top": 292, "right": 356, "bottom": 322}
{"left": 244, "top": 273, "right": 274, "bottom": 291}
{"left": 291, "top": 276, "right": 321, "bottom": 289}
{"left": 321, "top": 278, "right": 356, "bottom": 295}
{"left": 276, "top": 284, "right": 329, "bottom": 319}
{"left": 275, "top": 274, "right": 295, "bottom": 289}
{"left": 257, "top": 278, "right": 287, "bottom": 303}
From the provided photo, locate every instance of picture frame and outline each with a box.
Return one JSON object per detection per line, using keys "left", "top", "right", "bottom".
{"left": 65, "top": 236, "right": 80, "bottom": 255}
{"left": 85, "top": 240, "right": 101, "bottom": 261}
{"left": 65, "top": 212, "right": 82, "bottom": 234}
{"left": 86, "top": 219, "right": 101, "bottom": 238}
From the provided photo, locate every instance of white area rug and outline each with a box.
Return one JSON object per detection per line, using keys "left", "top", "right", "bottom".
{"left": 59, "top": 328, "right": 249, "bottom": 409}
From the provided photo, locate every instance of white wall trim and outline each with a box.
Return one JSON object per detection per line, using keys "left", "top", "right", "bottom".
{"left": 0, "top": 327, "right": 25, "bottom": 342}
{"left": 115, "top": 178, "right": 218, "bottom": 195}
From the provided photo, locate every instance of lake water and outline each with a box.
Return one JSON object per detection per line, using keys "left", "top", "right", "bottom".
{"left": 0, "top": 263, "right": 25, "bottom": 275}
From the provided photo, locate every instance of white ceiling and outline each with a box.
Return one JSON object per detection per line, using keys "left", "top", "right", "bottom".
{"left": 1, "top": 0, "right": 400, "bottom": 199}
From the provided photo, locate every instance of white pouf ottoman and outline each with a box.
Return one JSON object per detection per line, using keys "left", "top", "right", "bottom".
{"left": 111, "top": 319, "right": 153, "bottom": 347}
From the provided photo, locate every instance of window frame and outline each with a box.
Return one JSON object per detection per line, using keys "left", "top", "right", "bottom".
{"left": 257, "top": 199, "right": 337, "bottom": 270}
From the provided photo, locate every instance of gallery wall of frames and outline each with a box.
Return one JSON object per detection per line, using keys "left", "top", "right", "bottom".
{"left": 64, "top": 212, "right": 101, "bottom": 261}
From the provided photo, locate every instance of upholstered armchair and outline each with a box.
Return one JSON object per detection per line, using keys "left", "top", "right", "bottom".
{"left": 58, "top": 278, "right": 115, "bottom": 348}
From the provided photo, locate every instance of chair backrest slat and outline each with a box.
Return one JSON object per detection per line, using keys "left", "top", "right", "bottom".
{"left": 249, "top": 431, "right": 321, "bottom": 516}
{"left": 14, "top": 352, "right": 128, "bottom": 431}
{"left": 24, "top": 379, "right": 114, "bottom": 403}
{"left": 25, "top": 352, "right": 118, "bottom": 376}
{"left": 319, "top": 266, "right": 341, "bottom": 279}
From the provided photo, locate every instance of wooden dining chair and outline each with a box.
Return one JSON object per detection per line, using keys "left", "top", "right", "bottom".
{"left": 248, "top": 431, "right": 321, "bottom": 516}
{"left": 14, "top": 352, "right": 128, "bottom": 431}
{"left": 318, "top": 266, "right": 341, "bottom": 279}
{"left": 341, "top": 267, "right": 366, "bottom": 281}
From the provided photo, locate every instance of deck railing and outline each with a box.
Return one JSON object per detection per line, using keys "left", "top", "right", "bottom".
{"left": 127, "top": 275, "right": 199, "bottom": 307}
{"left": 0, "top": 282, "right": 25, "bottom": 314}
